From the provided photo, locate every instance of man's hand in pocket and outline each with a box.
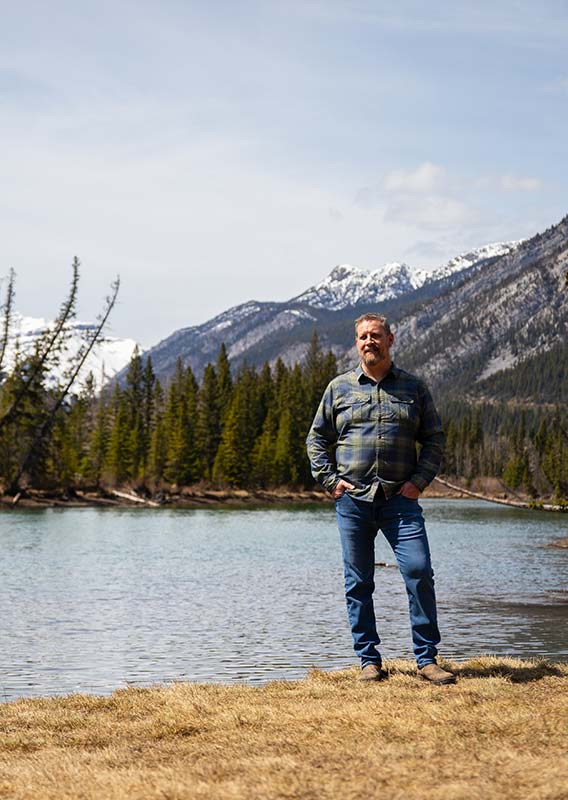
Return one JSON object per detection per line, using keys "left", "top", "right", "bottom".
{"left": 332, "top": 479, "right": 355, "bottom": 499}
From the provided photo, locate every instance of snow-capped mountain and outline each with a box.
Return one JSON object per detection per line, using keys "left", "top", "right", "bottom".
{"left": 1, "top": 313, "right": 139, "bottom": 391}
{"left": 293, "top": 262, "right": 425, "bottom": 309}
{"left": 428, "top": 241, "right": 522, "bottom": 282}
{"left": 126, "top": 238, "right": 527, "bottom": 383}
{"left": 293, "top": 241, "right": 520, "bottom": 311}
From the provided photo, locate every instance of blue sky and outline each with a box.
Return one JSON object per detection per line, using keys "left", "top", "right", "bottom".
{"left": 1, "top": 0, "right": 567, "bottom": 345}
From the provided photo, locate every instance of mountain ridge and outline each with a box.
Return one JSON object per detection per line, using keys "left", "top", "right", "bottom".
{"left": 136, "top": 239, "right": 523, "bottom": 384}
{"left": 394, "top": 215, "right": 568, "bottom": 392}
{"left": 292, "top": 241, "right": 519, "bottom": 310}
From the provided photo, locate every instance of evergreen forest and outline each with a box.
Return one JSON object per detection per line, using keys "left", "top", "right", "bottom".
{"left": 1, "top": 334, "right": 567, "bottom": 501}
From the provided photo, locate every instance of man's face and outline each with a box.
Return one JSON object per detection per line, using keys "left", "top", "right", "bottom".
{"left": 355, "top": 320, "right": 394, "bottom": 368}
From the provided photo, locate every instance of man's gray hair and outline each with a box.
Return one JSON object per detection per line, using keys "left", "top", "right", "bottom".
{"left": 354, "top": 313, "right": 392, "bottom": 336}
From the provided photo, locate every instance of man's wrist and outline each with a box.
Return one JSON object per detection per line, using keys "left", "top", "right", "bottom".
{"left": 324, "top": 476, "right": 340, "bottom": 493}
{"left": 409, "top": 476, "right": 427, "bottom": 492}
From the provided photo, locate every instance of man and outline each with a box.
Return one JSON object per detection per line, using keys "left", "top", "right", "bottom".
{"left": 306, "top": 313, "right": 456, "bottom": 684}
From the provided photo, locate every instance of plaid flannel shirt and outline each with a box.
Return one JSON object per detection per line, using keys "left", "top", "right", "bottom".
{"left": 306, "top": 363, "right": 444, "bottom": 501}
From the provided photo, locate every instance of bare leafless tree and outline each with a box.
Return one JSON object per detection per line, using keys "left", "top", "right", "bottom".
{"left": 0, "top": 258, "right": 80, "bottom": 432}
{"left": 0, "top": 267, "right": 15, "bottom": 376}
{"left": 0, "top": 258, "right": 120, "bottom": 494}
{"left": 8, "top": 276, "right": 120, "bottom": 493}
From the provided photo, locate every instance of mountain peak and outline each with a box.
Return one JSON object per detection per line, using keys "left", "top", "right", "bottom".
{"left": 293, "top": 260, "right": 424, "bottom": 310}
{"left": 292, "top": 241, "right": 520, "bottom": 311}
{"left": 328, "top": 264, "right": 362, "bottom": 280}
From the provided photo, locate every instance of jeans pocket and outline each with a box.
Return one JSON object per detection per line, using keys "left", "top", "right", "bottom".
{"left": 334, "top": 490, "right": 351, "bottom": 507}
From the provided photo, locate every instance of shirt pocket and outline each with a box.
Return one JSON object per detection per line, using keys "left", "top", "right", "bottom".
{"left": 335, "top": 392, "right": 373, "bottom": 427}
{"left": 350, "top": 393, "right": 373, "bottom": 423}
{"left": 385, "top": 396, "right": 417, "bottom": 425}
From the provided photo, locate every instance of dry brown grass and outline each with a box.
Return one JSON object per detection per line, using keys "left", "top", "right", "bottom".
{"left": 1, "top": 657, "right": 567, "bottom": 800}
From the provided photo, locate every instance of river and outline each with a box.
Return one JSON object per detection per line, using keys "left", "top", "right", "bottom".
{"left": 1, "top": 499, "right": 566, "bottom": 700}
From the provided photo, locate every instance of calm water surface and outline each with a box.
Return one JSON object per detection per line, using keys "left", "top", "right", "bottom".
{"left": 1, "top": 500, "right": 567, "bottom": 700}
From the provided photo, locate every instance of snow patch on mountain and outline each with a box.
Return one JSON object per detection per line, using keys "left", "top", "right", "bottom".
{"left": 477, "top": 347, "right": 517, "bottom": 381}
{"left": 1, "top": 313, "right": 139, "bottom": 390}
{"left": 429, "top": 241, "right": 521, "bottom": 282}
{"left": 228, "top": 307, "right": 316, "bottom": 359}
{"left": 293, "top": 262, "right": 425, "bottom": 309}
{"left": 294, "top": 241, "right": 521, "bottom": 311}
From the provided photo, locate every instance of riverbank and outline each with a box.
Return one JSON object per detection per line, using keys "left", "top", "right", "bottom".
{"left": 0, "top": 486, "right": 329, "bottom": 509}
{"left": 0, "top": 476, "right": 555, "bottom": 510}
{"left": 0, "top": 657, "right": 566, "bottom": 800}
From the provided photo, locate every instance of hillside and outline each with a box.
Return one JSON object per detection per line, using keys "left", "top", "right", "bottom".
{"left": 133, "top": 240, "right": 522, "bottom": 386}
{"left": 110, "top": 214, "right": 568, "bottom": 405}
{"left": 394, "top": 215, "right": 568, "bottom": 394}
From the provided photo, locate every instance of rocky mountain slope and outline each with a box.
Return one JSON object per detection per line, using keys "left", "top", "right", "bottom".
{"left": 394, "top": 216, "right": 568, "bottom": 393}
{"left": 138, "top": 241, "right": 521, "bottom": 383}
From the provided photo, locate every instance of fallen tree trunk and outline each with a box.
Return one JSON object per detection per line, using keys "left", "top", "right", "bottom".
{"left": 433, "top": 477, "right": 567, "bottom": 513}
{"left": 109, "top": 489, "right": 161, "bottom": 508}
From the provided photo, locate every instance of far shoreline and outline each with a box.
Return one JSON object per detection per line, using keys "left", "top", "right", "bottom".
{"left": 0, "top": 477, "right": 559, "bottom": 511}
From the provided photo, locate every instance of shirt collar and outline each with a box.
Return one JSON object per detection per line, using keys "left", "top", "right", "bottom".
{"left": 356, "top": 361, "right": 398, "bottom": 384}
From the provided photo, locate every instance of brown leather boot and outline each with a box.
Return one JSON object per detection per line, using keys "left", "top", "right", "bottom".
{"left": 418, "top": 663, "right": 457, "bottom": 685}
{"left": 358, "top": 663, "right": 387, "bottom": 682}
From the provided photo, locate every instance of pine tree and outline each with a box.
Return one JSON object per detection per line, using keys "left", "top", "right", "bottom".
{"left": 125, "top": 347, "right": 145, "bottom": 480}
{"left": 141, "top": 356, "right": 156, "bottom": 475}
{"left": 106, "top": 385, "right": 132, "bottom": 484}
{"left": 304, "top": 331, "right": 336, "bottom": 418}
{"left": 216, "top": 344, "right": 233, "bottom": 426}
{"left": 213, "top": 366, "right": 257, "bottom": 486}
{"left": 273, "top": 407, "right": 294, "bottom": 485}
{"left": 195, "top": 364, "right": 221, "bottom": 480}
{"left": 148, "top": 380, "right": 167, "bottom": 482}
{"left": 164, "top": 360, "right": 200, "bottom": 485}
{"left": 85, "top": 390, "right": 111, "bottom": 486}
{"left": 51, "top": 382, "right": 93, "bottom": 486}
{"left": 0, "top": 351, "right": 51, "bottom": 488}
{"left": 271, "top": 364, "right": 309, "bottom": 485}
{"left": 252, "top": 404, "right": 279, "bottom": 486}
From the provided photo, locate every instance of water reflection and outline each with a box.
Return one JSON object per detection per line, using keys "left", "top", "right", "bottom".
{"left": 0, "top": 500, "right": 566, "bottom": 700}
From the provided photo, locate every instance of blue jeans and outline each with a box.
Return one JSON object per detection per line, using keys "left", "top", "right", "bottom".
{"left": 334, "top": 491, "right": 440, "bottom": 669}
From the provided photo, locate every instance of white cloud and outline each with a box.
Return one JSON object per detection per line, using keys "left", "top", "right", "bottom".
{"left": 474, "top": 174, "right": 542, "bottom": 192}
{"left": 0, "top": 4, "right": 563, "bottom": 348}
{"left": 383, "top": 162, "right": 447, "bottom": 194}
{"left": 380, "top": 162, "right": 542, "bottom": 236}
{"left": 403, "top": 239, "right": 450, "bottom": 262}
{"left": 384, "top": 194, "right": 473, "bottom": 230}
{"left": 353, "top": 186, "right": 376, "bottom": 209}
{"left": 381, "top": 162, "right": 472, "bottom": 231}
{"left": 328, "top": 207, "right": 344, "bottom": 222}
{"left": 498, "top": 175, "right": 542, "bottom": 192}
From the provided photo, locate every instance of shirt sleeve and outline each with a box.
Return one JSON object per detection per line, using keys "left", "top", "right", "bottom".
{"left": 409, "top": 382, "right": 445, "bottom": 492}
{"left": 306, "top": 383, "right": 340, "bottom": 492}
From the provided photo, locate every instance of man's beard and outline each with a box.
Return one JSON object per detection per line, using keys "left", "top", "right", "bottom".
{"left": 363, "top": 348, "right": 383, "bottom": 365}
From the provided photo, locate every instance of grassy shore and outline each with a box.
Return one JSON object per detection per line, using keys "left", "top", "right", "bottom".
{"left": 1, "top": 658, "right": 567, "bottom": 799}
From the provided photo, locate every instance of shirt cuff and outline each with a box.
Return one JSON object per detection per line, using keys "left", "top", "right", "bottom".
{"left": 409, "top": 475, "right": 428, "bottom": 492}
{"left": 323, "top": 475, "right": 340, "bottom": 493}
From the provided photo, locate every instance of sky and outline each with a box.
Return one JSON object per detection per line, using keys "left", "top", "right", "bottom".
{"left": 1, "top": 0, "right": 567, "bottom": 347}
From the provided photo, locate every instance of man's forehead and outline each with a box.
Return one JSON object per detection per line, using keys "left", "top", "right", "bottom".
{"left": 356, "top": 320, "right": 387, "bottom": 335}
